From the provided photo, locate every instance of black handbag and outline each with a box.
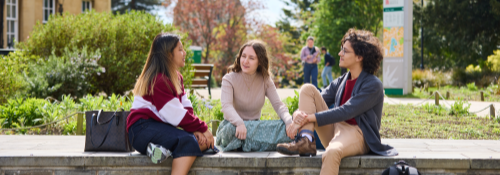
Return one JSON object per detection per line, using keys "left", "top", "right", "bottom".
{"left": 84, "top": 109, "right": 134, "bottom": 152}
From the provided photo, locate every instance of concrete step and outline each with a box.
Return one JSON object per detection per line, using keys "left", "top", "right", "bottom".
{"left": 1, "top": 136, "right": 500, "bottom": 175}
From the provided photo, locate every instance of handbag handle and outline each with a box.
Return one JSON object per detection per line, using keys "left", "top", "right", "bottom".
{"left": 90, "top": 109, "right": 117, "bottom": 149}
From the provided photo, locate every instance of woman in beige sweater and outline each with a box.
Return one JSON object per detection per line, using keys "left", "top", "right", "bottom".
{"left": 220, "top": 40, "right": 299, "bottom": 143}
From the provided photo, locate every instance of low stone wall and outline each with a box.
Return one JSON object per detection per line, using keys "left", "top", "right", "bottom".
{"left": 1, "top": 153, "right": 500, "bottom": 175}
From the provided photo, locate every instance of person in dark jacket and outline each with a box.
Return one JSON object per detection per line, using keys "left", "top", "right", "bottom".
{"left": 277, "top": 29, "right": 398, "bottom": 175}
{"left": 321, "top": 47, "right": 335, "bottom": 88}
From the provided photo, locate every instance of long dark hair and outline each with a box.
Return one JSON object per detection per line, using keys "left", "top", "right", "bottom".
{"left": 227, "top": 40, "right": 271, "bottom": 80}
{"left": 341, "top": 28, "right": 383, "bottom": 74}
{"left": 133, "top": 33, "right": 182, "bottom": 96}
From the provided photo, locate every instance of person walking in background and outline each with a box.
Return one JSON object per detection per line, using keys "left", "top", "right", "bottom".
{"left": 321, "top": 47, "right": 334, "bottom": 88}
{"left": 301, "top": 36, "right": 320, "bottom": 89}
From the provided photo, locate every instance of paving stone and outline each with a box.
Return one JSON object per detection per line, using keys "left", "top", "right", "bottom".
{"left": 54, "top": 170, "right": 95, "bottom": 175}
{"left": 470, "top": 159, "right": 500, "bottom": 169}
{"left": 193, "top": 170, "right": 238, "bottom": 175}
{"left": 193, "top": 157, "right": 267, "bottom": 168}
{"left": 427, "top": 147, "right": 494, "bottom": 152}
{"left": 4, "top": 170, "right": 52, "bottom": 175}
{"left": 460, "top": 153, "right": 500, "bottom": 159}
{"left": 98, "top": 170, "right": 158, "bottom": 175}
{"left": 359, "top": 156, "right": 470, "bottom": 169}
{"left": 158, "top": 170, "right": 171, "bottom": 175}
{"left": 84, "top": 156, "right": 167, "bottom": 167}
{"left": 0, "top": 157, "right": 84, "bottom": 166}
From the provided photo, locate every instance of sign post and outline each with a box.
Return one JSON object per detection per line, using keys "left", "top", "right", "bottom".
{"left": 382, "top": 0, "right": 412, "bottom": 95}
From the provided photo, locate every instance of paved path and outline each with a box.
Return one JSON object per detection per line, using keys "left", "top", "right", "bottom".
{"left": 193, "top": 88, "right": 500, "bottom": 117}
{"left": 1, "top": 135, "right": 499, "bottom": 159}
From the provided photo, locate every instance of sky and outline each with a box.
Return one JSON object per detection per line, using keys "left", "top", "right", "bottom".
{"left": 151, "top": 0, "right": 291, "bottom": 27}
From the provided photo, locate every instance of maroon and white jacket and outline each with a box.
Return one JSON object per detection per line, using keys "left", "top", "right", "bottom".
{"left": 126, "top": 73, "right": 207, "bottom": 133}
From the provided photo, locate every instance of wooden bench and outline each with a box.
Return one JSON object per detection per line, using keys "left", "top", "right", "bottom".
{"left": 191, "top": 64, "right": 214, "bottom": 96}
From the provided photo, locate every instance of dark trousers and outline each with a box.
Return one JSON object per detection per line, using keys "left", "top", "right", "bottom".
{"left": 128, "top": 118, "right": 203, "bottom": 158}
{"left": 303, "top": 63, "right": 319, "bottom": 89}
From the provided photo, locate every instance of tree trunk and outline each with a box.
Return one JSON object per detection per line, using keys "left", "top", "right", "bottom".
{"left": 131, "top": 0, "right": 136, "bottom": 10}
{"left": 204, "top": 44, "right": 210, "bottom": 63}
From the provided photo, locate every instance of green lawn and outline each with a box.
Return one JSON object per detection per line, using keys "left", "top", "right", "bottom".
{"left": 260, "top": 99, "right": 500, "bottom": 139}
{"left": 3, "top": 98, "right": 499, "bottom": 139}
{"left": 387, "top": 85, "right": 500, "bottom": 102}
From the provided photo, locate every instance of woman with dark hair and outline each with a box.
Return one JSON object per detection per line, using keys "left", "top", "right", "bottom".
{"left": 126, "top": 33, "right": 214, "bottom": 174}
{"left": 216, "top": 40, "right": 299, "bottom": 151}
{"left": 277, "top": 29, "right": 398, "bottom": 175}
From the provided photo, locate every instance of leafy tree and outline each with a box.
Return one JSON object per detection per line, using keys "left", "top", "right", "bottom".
{"left": 275, "top": 0, "right": 319, "bottom": 53}
{"left": 308, "top": 0, "right": 382, "bottom": 72}
{"left": 413, "top": 0, "right": 500, "bottom": 70}
{"left": 167, "top": 0, "right": 261, "bottom": 64}
{"left": 16, "top": 11, "right": 193, "bottom": 95}
{"left": 112, "top": 0, "right": 162, "bottom": 14}
{"left": 166, "top": 0, "right": 267, "bottom": 83}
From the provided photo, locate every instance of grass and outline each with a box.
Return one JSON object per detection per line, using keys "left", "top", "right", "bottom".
{"left": 3, "top": 99, "right": 500, "bottom": 140}
{"left": 381, "top": 103, "right": 500, "bottom": 139}
{"left": 387, "top": 85, "right": 500, "bottom": 102}
{"left": 260, "top": 99, "right": 500, "bottom": 139}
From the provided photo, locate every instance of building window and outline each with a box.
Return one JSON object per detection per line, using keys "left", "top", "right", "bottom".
{"left": 6, "top": 0, "right": 18, "bottom": 48}
{"left": 82, "top": 1, "right": 92, "bottom": 12}
{"left": 43, "top": 0, "right": 55, "bottom": 23}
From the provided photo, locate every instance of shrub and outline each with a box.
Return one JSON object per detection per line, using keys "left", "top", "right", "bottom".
{"left": 0, "top": 93, "right": 133, "bottom": 131}
{"left": 465, "top": 64, "right": 482, "bottom": 73}
{"left": 16, "top": 10, "right": 193, "bottom": 95}
{"left": 0, "top": 52, "right": 39, "bottom": 103}
{"left": 466, "top": 82, "right": 478, "bottom": 91}
{"left": 0, "top": 98, "right": 49, "bottom": 128}
{"left": 23, "top": 47, "right": 103, "bottom": 99}
{"left": 487, "top": 83, "right": 500, "bottom": 95}
{"left": 412, "top": 69, "right": 452, "bottom": 87}
{"left": 449, "top": 99, "right": 471, "bottom": 116}
{"left": 487, "top": 50, "right": 500, "bottom": 72}
{"left": 284, "top": 90, "right": 299, "bottom": 115}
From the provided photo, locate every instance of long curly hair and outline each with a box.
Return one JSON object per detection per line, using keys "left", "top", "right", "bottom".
{"left": 227, "top": 40, "right": 271, "bottom": 80}
{"left": 340, "top": 29, "right": 383, "bottom": 74}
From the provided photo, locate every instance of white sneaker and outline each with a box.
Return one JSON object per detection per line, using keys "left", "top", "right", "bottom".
{"left": 147, "top": 142, "right": 171, "bottom": 164}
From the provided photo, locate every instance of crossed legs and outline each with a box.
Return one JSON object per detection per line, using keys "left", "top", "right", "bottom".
{"left": 297, "top": 84, "right": 369, "bottom": 175}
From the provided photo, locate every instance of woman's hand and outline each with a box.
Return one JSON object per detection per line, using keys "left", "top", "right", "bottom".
{"left": 202, "top": 130, "right": 215, "bottom": 149}
{"left": 193, "top": 131, "right": 206, "bottom": 145}
{"left": 235, "top": 124, "right": 247, "bottom": 140}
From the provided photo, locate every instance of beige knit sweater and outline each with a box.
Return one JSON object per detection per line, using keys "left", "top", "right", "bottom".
{"left": 221, "top": 72, "right": 293, "bottom": 127}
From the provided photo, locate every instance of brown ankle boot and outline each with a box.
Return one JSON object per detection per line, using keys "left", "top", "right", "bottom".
{"left": 276, "top": 136, "right": 317, "bottom": 156}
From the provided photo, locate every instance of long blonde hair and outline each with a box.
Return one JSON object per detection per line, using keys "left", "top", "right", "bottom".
{"left": 133, "top": 33, "right": 182, "bottom": 96}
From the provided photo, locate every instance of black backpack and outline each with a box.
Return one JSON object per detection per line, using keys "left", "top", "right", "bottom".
{"left": 381, "top": 160, "right": 421, "bottom": 175}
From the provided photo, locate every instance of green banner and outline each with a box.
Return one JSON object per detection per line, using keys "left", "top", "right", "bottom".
{"left": 384, "top": 7, "right": 403, "bottom": 12}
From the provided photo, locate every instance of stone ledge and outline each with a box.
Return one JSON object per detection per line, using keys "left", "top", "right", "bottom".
{"left": 1, "top": 152, "right": 499, "bottom": 170}
{"left": 2, "top": 136, "right": 500, "bottom": 174}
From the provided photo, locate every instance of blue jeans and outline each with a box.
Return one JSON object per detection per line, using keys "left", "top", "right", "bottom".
{"left": 303, "top": 63, "right": 318, "bottom": 88}
{"left": 128, "top": 118, "right": 203, "bottom": 158}
{"left": 321, "top": 66, "right": 333, "bottom": 87}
